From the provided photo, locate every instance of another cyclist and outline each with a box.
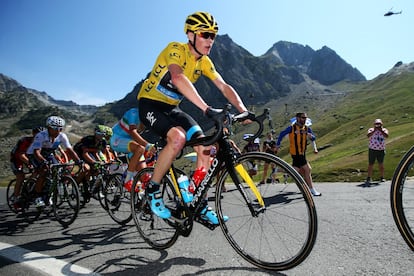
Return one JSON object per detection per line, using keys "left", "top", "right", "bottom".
{"left": 110, "top": 107, "right": 155, "bottom": 191}
{"left": 73, "top": 125, "right": 111, "bottom": 199}
{"left": 137, "top": 11, "right": 251, "bottom": 223}
{"left": 27, "top": 116, "right": 82, "bottom": 207}
{"left": 10, "top": 126, "right": 44, "bottom": 209}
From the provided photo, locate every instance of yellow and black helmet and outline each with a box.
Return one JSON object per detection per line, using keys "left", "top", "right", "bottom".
{"left": 184, "top": 11, "right": 218, "bottom": 34}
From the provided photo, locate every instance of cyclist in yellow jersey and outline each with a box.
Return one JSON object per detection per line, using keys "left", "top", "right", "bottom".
{"left": 137, "top": 11, "right": 252, "bottom": 222}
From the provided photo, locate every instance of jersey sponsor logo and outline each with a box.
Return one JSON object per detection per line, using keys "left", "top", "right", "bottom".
{"left": 194, "top": 69, "right": 202, "bottom": 76}
{"left": 153, "top": 64, "right": 166, "bottom": 78}
{"left": 144, "top": 80, "right": 155, "bottom": 92}
{"left": 146, "top": 111, "right": 157, "bottom": 127}
{"left": 169, "top": 52, "right": 180, "bottom": 59}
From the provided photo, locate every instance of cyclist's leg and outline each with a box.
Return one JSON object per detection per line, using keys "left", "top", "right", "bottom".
{"left": 146, "top": 128, "right": 185, "bottom": 219}
{"left": 111, "top": 134, "right": 145, "bottom": 191}
{"left": 139, "top": 100, "right": 197, "bottom": 219}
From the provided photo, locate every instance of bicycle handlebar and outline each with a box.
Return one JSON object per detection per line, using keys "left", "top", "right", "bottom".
{"left": 185, "top": 104, "right": 269, "bottom": 147}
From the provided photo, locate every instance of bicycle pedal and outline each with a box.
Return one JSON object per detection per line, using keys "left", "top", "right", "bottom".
{"left": 194, "top": 216, "right": 218, "bottom": 230}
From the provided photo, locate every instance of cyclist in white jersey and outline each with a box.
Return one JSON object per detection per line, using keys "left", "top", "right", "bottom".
{"left": 27, "top": 116, "right": 82, "bottom": 207}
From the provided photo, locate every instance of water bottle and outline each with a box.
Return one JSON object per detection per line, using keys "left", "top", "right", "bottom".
{"left": 177, "top": 175, "right": 193, "bottom": 203}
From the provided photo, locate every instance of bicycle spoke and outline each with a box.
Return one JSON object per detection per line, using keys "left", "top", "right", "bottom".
{"left": 131, "top": 168, "right": 179, "bottom": 249}
{"left": 104, "top": 173, "right": 132, "bottom": 225}
{"left": 53, "top": 176, "right": 80, "bottom": 227}
{"left": 217, "top": 152, "right": 317, "bottom": 271}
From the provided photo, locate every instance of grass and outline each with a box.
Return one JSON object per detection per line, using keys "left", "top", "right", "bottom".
{"left": 232, "top": 71, "right": 414, "bottom": 182}
{"left": 1, "top": 71, "right": 413, "bottom": 185}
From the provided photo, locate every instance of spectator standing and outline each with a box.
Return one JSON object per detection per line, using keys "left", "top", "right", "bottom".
{"left": 365, "top": 118, "right": 389, "bottom": 186}
{"left": 260, "top": 132, "right": 278, "bottom": 184}
{"left": 275, "top": 112, "right": 321, "bottom": 196}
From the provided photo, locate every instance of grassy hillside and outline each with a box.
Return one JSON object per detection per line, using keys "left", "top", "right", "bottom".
{"left": 1, "top": 71, "right": 413, "bottom": 185}
{"left": 271, "top": 72, "right": 414, "bottom": 182}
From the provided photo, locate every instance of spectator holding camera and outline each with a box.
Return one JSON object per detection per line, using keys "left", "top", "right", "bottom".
{"left": 365, "top": 118, "right": 389, "bottom": 186}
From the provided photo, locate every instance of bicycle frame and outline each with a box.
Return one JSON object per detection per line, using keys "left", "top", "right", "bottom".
{"left": 167, "top": 108, "right": 268, "bottom": 219}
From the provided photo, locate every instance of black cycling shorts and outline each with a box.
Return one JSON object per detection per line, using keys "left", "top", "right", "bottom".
{"left": 138, "top": 98, "right": 203, "bottom": 140}
{"left": 368, "top": 148, "right": 385, "bottom": 164}
{"left": 291, "top": 154, "right": 308, "bottom": 168}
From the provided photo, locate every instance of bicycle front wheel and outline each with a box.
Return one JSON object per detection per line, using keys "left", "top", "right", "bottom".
{"left": 391, "top": 146, "right": 414, "bottom": 250}
{"left": 216, "top": 152, "right": 318, "bottom": 271}
{"left": 104, "top": 173, "right": 132, "bottom": 225}
{"left": 131, "top": 167, "right": 180, "bottom": 249}
{"left": 7, "top": 179, "right": 18, "bottom": 213}
{"left": 21, "top": 178, "right": 41, "bottom": 223}
{"left": 52, "top": 176, "right": 80, "bottom": 227}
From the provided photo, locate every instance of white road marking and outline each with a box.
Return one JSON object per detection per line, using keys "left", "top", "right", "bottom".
{"left": 0, "top": 242, "right": 100, "bottom": 275}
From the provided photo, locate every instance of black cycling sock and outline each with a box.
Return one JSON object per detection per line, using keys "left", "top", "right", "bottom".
{"left": 147, "top": 180, "right": 160, "bottom": 193}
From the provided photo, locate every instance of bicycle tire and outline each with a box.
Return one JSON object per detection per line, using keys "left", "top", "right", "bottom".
{"left": 78, "top": 181, "right": 89, "bottom": 208}
{"left": 131, "top": 167, "right": 180, "bottom": 249}
{"left": 104, "top": 173, "right": 132, "bottom": 225}
{"left": 52, "top": 175, "right": 80, "bottom": 227}
{"left": 96, "top": 176, "right": 108, "bottom": 210}
{"left": 216, "top": 152, "right": 318, "bottom": 271}
{"left": 391, "top": 145, "right": 414, "bottom": 250}
{"left": 6, "top": 179, "right": 18, "bottom": 213}
{"left": 21, "top": 178, "right": 41, "bottom": 223}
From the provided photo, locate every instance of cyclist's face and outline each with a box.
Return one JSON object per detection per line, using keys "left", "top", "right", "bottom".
{"left": 189, "top": 31, "right": 215, "bottom": 56}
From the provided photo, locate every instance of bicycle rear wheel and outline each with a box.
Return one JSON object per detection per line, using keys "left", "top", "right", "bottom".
{"left": 21, "top": 178, "right": 41, "bottom": 223}
{"left": 52, "top": 176, "right": 80, "bottom": 227}
{"left": 104, "top": 173, "right": 132, "bottom": 225}
{"left": 131, "top": 167, "right": 180, "bottom": 249}
{"left": 216, "top": 152, "right": 318, "bottom": 271}
{"left": 391, "top": 146, "right": 414, "bottom": 250}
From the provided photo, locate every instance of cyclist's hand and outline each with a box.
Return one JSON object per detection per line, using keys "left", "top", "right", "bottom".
{"left": 235, "top": 111, "right": 255, "bottom": 124}
{"left": 145, "top": 143, "right": 156, "bottom": 154}
{"left": 93, "top": 161, "right": 101, "bottom": 169}
{"left": 42, "top": 160, "right": 50, "bottom": 168}
{"left": 144, "top": 143, "right": 156, "bottom": 159}
{"left": 205, "top": 106, "right": 222, "bottom": 118}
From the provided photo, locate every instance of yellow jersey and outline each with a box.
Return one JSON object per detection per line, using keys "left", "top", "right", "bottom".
{"left": 138, "top": 42, "right": 220, "bottom": 106}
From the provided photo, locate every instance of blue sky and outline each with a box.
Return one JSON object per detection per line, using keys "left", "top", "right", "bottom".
{"left": 1, "top": 0, "right": 412, "bottom": 106}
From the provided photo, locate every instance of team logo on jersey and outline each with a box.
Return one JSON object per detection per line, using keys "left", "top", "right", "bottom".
{"left": 146, "top": 112, "right": 157, "bottom": 127}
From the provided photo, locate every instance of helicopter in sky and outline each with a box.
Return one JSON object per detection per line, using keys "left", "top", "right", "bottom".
{"left": 384, "top": 8, "right": 402, "bottom": 16}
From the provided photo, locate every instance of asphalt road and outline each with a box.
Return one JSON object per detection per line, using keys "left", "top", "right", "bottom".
{"left": 1, "top": 181, "right": 413, "bottom": 276}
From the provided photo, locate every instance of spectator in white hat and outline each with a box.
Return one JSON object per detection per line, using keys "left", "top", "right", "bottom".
{"left": 365, "top": 118, "right": 389, "bottom": 186}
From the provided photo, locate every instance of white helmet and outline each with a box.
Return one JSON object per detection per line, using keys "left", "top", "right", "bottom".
{"left": 46, "top": 116, "right": 65, "bottom": 128}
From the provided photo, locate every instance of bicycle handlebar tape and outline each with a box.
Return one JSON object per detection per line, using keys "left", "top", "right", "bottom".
{"left": 205, "top": 106, "right": 222, "bottom": 118}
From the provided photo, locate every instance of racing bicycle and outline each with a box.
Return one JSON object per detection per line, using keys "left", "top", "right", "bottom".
{"left": 20, "top": 162, "right": 81, "bottom": 227}
{"left": 391, "top": 145, "right": 414, "bottom": 250}
{"left": 130, "top": 105, "right": 318, "bottom": 271}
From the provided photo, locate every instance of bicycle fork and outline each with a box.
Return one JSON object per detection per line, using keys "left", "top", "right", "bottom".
{"left": 228, "top": 163, "right": 266, "bottom": 216}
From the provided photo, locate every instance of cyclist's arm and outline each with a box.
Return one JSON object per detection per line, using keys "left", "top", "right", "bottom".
{"left": 211, "top": 75, "right": 248, "bottom": 113}
{"left": 129, "top": 125, "right": 150, "bottom": 148}
{"left": 81, "top": 148, "right": 98, "bottom": 165}
{"left": 66, "top": 147, "right": 82, "bottom": 163}
{"left": 17, "top": 152, "right": 30, "bottom": 165}
{"left": 169, "top": 63, "right": 209, "bottom": 112}
{"left": 57, "top": 145, "right": 69, "bottom": 163}
{"left": 34, "top": 148, "right": 47, "bottom": 163}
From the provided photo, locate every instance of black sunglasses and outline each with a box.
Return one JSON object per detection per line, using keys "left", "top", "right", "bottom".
{"left": 197, "top": 32, "right": 216, "bottom": 40}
